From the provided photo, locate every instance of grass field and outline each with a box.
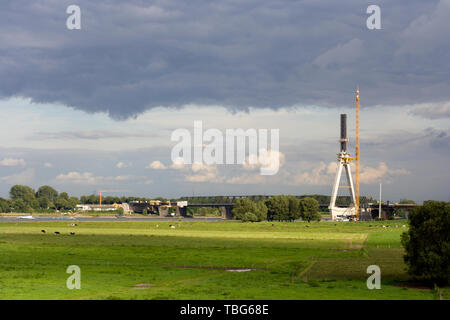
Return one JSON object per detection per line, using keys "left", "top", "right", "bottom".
{"left": 0, "top": 219, "right": 447, "bottom": 300}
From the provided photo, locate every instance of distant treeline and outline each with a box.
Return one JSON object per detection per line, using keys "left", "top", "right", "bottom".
{"left": 0, "top": 185, "right": 171, "bottom": 213}
{"left": 0, "top": 184, "right": 378, "bottom": 214}
{"left": 178, "top": 194, "right": 376, "bottom": 207}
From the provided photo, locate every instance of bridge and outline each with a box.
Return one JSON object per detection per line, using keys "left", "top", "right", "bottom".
{"left": 128, "top": 202, "right": 234, "bottom": 219}
{"left": 129, "top": 200, "right": 420, "bottom": 220}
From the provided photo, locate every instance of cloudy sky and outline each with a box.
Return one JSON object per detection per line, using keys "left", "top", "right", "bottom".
{"left": 0, "top": 0, "right": 449, "bottom": 202}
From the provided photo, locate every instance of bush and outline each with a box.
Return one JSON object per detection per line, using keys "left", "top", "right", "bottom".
{"left": 232, "top": 198, "right": 267, "bottom": 222}
{"left": 241, "top": 212, "right": 258, "bottom": 222}
{"left": 232, "top": 198, "right": 257, "bottom": 220}
{"left": 401, "top": 201, "right": 449, "bottom": 285}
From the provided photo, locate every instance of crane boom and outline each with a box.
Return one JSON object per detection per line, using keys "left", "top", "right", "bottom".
{"left": 355, "top": 88, "right": 360, "bottom": 220}
{"left": 98, "top": 189, "right": 131, "bottom": 207}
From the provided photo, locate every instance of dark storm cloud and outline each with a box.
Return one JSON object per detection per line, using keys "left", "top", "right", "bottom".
{"left": 34, "top": 130, "right": 160, "bottom": 140}
{"left": 0, "top": 0, "right": 449, "bottom": 118}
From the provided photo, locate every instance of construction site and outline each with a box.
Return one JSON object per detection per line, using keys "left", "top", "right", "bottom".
{"left": 67, "top": 89, "right": 419, "bottom": 222}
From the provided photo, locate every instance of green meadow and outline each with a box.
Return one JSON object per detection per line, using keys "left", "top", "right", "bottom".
{"left": 0, "top": 220, "right": 447, "bottom": 300}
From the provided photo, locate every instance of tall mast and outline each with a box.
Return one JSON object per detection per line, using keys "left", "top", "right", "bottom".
{"left": 355, "top": 88, "right": 360, "bottom": 219}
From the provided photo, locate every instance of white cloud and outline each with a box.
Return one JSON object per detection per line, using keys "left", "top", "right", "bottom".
{"left": 185, "top": 170, "right": 223, "bottom": 183}
{"left": 0, "top": 168, "right": 35, "bottom": 185}
{"left": 43, "top": 162, "right": 53, "bottom": 168}
{"left": 0, "top": 158, "right": 26, "bottom": 166}
{"left": 184, "top": 163, "right": 224, "bottom": 183}
{"left": 116, "top": 161, "right": 132, "bottom": 168}
{"left": 55, "top": 171, "right": 136, "bottom": 185}
{"left": 287, "top": 161, "right": 410, "bottom": 186}
{"left": 243, "top": 150, "right": 285, "bottom": 171}
{"left": 359, "top": 162, "right": 410, "bottom": 184}
{"left": 170, "top": 157, "right": 187, "bottom": 170}
{"left": 291, "top": 161, "right": 332, "bottom": 186}
{"left": 226, "top": 173, "right": 266, "bottom": 185}
{"left": 146, "top": 160, "right": 167, "bottom": 170}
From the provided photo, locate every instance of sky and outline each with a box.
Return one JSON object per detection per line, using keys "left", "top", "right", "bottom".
{"left": 0, "top": 0, "right": 449, "bottom": 203}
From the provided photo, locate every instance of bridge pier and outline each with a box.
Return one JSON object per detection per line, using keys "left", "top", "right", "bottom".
{"left": 221, "top": 206, "right": 233, "bottom": 219}
{"left": 158, "top": 207, "right": 169, "bottom": 217}
{"left": 176, "top": 206, "right": 188, "bottom": 217}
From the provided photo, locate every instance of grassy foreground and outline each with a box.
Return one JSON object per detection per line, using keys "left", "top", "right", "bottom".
{"left": 0, "top": 220, "right": 447, "bottom": 300}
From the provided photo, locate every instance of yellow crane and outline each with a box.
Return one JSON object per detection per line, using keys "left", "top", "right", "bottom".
{"left": 98, "top": 189, "right": 131, "bottom": 207}
{"left": 355, "top": 88, "right": 360, "bottom": 220}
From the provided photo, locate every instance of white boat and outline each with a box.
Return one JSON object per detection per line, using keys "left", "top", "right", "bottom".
{"left": 18, "top": 215, "right": 35, "bottom": 220}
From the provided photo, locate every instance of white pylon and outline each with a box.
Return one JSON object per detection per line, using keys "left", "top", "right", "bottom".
{"left": 329, "top": 152, "right": 357, "bottom": 220}
{"left": 329, "top": 114, "right": 357, "bottom": 221}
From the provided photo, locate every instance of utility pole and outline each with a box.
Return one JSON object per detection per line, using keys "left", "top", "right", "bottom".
{"left": 379, "top": 183, "right": 382, "bottom": 219}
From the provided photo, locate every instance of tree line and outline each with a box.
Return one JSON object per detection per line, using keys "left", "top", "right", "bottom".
{"left": 0, "top": 185, "right": 81, "bottom": 213}
{"left": 0, "top": 185, "right": 169, "bottom": 213}
{"left": 232, "top": 195, "right": 321, "bottom": 222}
{"left": 180, "top": 194, "right": 375, "bottom": 208}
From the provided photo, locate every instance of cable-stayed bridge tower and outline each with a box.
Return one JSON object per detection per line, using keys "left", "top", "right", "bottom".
{"left": 329, "top": 113, "right": 357, "bottom": 220}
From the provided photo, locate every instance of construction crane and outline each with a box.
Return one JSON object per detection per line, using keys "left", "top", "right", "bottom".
{"left": 97, "top": 189, "right": 131, "bottom": 207}
{"left": 355, "top": 88, "right": 360, "bottom": 220}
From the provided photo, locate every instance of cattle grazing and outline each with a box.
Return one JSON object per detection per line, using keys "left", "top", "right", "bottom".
{"left": 54, "top": 231, "right": 60, "bottom": 235}
{"left": 41, "top": 230, "right": 46, "bottom": 233}
{"left": 70, "top": 232, "right": 75, "bottom": 235}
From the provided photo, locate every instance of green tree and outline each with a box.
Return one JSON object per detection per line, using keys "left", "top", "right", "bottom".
{"left": 59, "top": 192, "right": 69, "bottom": 201}
{"left": 54, "top": 198, "right": 69, "bottom": 210}
{"left": 255, "top": 201, "right": 268, "bottom": 221}
{"left": 36, "top": 185, "right": 58, "bottom": 202}
{"left": 68, "top": 197, "right": 79, "bottom": 209}
{"left": 30, "top": 199, "right": 40, "bottom": 211}
{"left": 287, "top": 195, "right": 301, "bottom": 221}
{"left": 12, "top": 198, "right": 31, "bottom": 213}
{"left": 10, "top": 185, "right": 35, "bottom": 205}
{"left": 232, "top": 198, "right": 257, "bottom": 221}
{"left": 266, "top": 195, "right": 290, "bottom": 221}
{"left": 399, "top": 199, "right": 416, "bottom": 204}
{"left": 0, "top": 198, "right": 10, "bottom": 212}
{"left": 38, "top": 197, "right": 54, "bottom": 210}
{"left": 9, "top": 184, "right": 36, "bottom": 212}
{"left": 299, "top": 197, "right": 320, "bottom": 222}
{"left": 401, "top": 201, "right": 449, "bottom": 285}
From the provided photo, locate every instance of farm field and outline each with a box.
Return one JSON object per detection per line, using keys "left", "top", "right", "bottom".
{"left": 0, "top": 220, "right": 446, "bottom": 300}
